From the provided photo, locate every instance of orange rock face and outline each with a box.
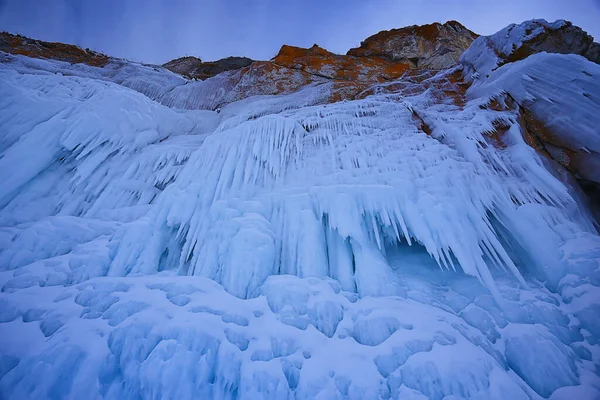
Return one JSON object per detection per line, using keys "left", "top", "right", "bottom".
{"left": 0, "top": 32, "right": 109, "bottom": 67}
{"left": 225, "top": 61, "right": 324, "bottom": 102}
{"left": 273, "top": 44, "right": 410, "bottom": 82}
{"left": 220, "top": 41, "right": 470, "bottom": 108}
{"left": 270, "top": 44, "right": 411, "bottom": 103}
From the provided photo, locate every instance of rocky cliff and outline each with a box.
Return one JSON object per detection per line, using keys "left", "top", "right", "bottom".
{"left": 460, "top": 19, "right": 600, "bottom": 217}
{"left": 1, "top": 19, "right": 477, "bottom": 103}
{"left": 348, "top": 20, "right": 478, "bottom": 69}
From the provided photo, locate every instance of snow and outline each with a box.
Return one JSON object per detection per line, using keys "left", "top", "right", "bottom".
{"left": 1, "top": 25, "right": 600, "bottom": 398}
{"left": 488, "top": 19, "right": 567, "bottom": 58}
{"left": 0, "top": 52, "right": 331, "bottom": 112}
{"left": 460, "top": 19, "right": 569, "bottom": 78}
{"left": 468, "top": 52, "right": 600, "bottom": 154}
{"left": 2, "top": 268, "right": 599, "bottom": 399}
{"left": 467, "top": 52, "right": 600, "bottom": 187}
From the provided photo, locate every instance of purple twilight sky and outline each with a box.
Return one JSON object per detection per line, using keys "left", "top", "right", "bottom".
{"left": 1, "top": 0, "right": 599, "bottom": 64}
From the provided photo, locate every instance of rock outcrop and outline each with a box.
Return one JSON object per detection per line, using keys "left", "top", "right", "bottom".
{"left": 163, "top": 55, "right": 253, "bottom": 80}
{"left": 348, "top": 21, "right": 478, "bottom": 69}
{"left": 271, "top": 44, "right": 412, "bottom": 102}
{"left": 494, "top": 19, "right": 600, "bottom": 64}
{"left": 1, "top": 23, "right": 473, "bottom": 104}
{"left": 461, "top": 19, "right": 600, "bottom": 77}
{"left": 273, "top": 44, "right": 410, "bottom": 81}
{"left": 0, "top": 31, "right": 109, "bottom": 67}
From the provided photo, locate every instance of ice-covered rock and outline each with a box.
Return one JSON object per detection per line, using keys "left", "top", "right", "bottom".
{"left": 1, "top": 18, "right": 600, "bottom": 399}
{"left": 460, "top": 19, "right": 600, "bottom": 78}
{"left": 462, "top": 20, "right": 600, "bottom": 222}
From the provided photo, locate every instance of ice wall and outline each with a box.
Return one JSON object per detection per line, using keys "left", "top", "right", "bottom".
{"left": 1, "top": 35, "right": 600, "bottom": 398}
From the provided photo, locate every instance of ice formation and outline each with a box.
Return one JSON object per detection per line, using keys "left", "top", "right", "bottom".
{"left": 1, "top": 19, "right": 600, "bottom": 399}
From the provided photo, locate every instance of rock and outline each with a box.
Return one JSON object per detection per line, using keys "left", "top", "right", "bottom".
{"left": 162, "top": 55, "right": 202, "bottom": 77}
{"left": 163, "top": 55, "right": 253, "bottom": 80}
{"left": 0, "top": 32, "right": 109, "bottom": 67}
{"left": 347, "top": 21, "right": 478, "bottom": 70}
{"left": 273, "top": 44, "right": 410, "bottom": 81}
{"left": 215, "top": 61, "right": 325, "bottom": 103}
{"left": 460, "top": 20, "right": 600, "bottom": 216}
{"left": 585, "top": 42, "right": 600, "bottom": 64}
{"left": 502, "top": 20, "right": 598, "bottom": 64}
{"left": 460, "top": 19, "right": 600, "bottom": 77}
{"left": 271, "top": 44, "right": 412, "bottom": 101}
{"left": 459, "top": 20, "right": 600, "bottom": 217}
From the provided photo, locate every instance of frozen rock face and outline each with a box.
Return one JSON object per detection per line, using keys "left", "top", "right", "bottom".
{"left": 461, "top": 19, "right": 600, "bottom": 78}
{"left": 347, "top": 21, "right": 478, "bottom": 69}
{"left": 461, "top": 19, "right": 600, "bottom": 217}
{"left": 1, "top": 19, "right": 600, "bottom": 399}
{"left": 163, "top": 55, "right": 254, "bottom": 80}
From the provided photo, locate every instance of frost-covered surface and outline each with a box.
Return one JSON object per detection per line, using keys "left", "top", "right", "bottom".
{"left": 0, "top": 51, "right": 186, "bottom": 102}
{"left": 1, "top": 38, "right": 600, "bottom": 399}
{"left": 0, "top": 52, "right": 331, "bottom": 111}
{"left": 2, "top": 270, "right": 599, "bottom": 400}
{"left": 467, "top": 52, "right": 600, "bottom": 185}
{"left": 461, "top": 19, "right": 576, "bottom": 78}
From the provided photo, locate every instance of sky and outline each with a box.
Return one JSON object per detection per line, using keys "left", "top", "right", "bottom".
{"left": 1, "top": 0, "right": 599, "bottom": 65}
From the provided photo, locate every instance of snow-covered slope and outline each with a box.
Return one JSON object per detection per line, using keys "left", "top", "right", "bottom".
{"left": 1, "top": 20, "right": 600, "bottom": 399}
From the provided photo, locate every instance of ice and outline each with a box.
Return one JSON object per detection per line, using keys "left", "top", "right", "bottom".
{"left": 504, "top": 325, "right": 579, "bottom": 397}
{"left": 5, "top": 273, "right": 595, "bottom": 399}
{"left": 468, "top": 52, "right": 600, "bottom": 156}
{"left": 460, "top": 19, "right": 570, "bottom": 78}
{"left": 2, "top": 20, "right": 600, "bottom": 399}
{"left": 0, "top": 51, "right": 332, "bottom": 112}
{"left": 0, "top": 271, "right": 598, "bottom": 398}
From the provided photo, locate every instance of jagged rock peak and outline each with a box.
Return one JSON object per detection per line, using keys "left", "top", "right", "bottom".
{"left": 162, "top": 55, "right": 254, "bottom": 80}
{"left": 347, "top": 20, "right": 478, "bottom": 69}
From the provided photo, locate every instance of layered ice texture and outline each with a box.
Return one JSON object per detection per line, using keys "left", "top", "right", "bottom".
{"left": 1, "top": 22, "right": 600, "bottom": 399}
